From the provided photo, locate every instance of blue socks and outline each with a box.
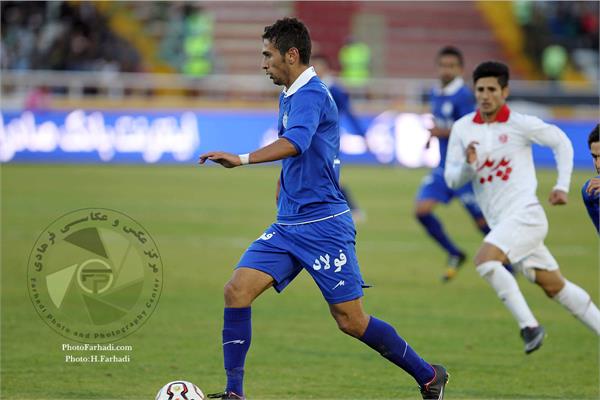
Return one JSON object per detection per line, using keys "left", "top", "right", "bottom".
{"left": 360, "top": 316, "right": 434, "bottom": 386}
{"left": 221, "top": 309, "right": 435, "bottom": 391}
{"left": 223, "top": 307, "right": 252, "bottom": 395}
{"left": 417, "top": 213, "right": 463, "bottom": 257}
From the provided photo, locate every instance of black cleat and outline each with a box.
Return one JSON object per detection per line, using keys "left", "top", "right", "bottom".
{"left": 520, "top": 325, "right": 546, "bottom": 354}
{"left": 207, "top": 391, "right": 245, "bottom": 399}
{"left": 442, "top": 253, "right": 466, "bottom": 282}
{"left": 420, "top": 364, "right": 449, "bottom": 399}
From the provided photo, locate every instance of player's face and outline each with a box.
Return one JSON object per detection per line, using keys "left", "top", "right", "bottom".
{"left": 437, "top": 55, "right": 462, "bottom": 85}
{"left": 474, "top": 77, "right": 509, "bottom": 117}
{"left": 591, "top": 142, "right": 600, "bottom": 173}
{"left": 262, "top": 39, "right": 289, "bottom": 87}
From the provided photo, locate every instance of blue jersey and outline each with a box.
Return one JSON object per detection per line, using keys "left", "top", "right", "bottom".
{"left": 582, "top": 177, "right": 599, "bottom": 233}
{"left": 429, "top": 77, "right": 475, "bottom": 168}
{"left": 277, "top": 67, "right": 348, "bottom": 224}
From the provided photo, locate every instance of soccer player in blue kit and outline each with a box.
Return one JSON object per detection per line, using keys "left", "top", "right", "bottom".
{"left": 415, "top": 46, "right": 490, "bottom": 281}
{"left": 582, "top": 124, "right": 599, "bottom": 232}
{"left": 199, "top": 18, "right": 448, "bottom": 400}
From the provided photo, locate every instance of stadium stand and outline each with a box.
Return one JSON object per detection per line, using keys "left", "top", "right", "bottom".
{"left": 516, "top": 1, "right": 599, "bottom": 81}
{"left": 358, "top": 2, "right": 507, "bottom": 78}
{"left": 3, "top": 1, "right": 597, "bottom": 81}
{"left": 0, "top": 1, "right": 140, "bottom": 72}
{"left": 0, "top": 1, "right": 597, "bottom": 113}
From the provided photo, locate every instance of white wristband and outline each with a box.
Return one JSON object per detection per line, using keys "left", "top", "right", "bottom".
{"left": 239, "top": 153, "right": 250, "bottom": 165}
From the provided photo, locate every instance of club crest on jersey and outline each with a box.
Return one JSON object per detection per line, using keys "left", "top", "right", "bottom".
{"left": 282, "top": 112, "right": 288, "bottom": 129}
{"left": 441, "top": 101, "right": 454, "bottom": 117}
{"left": 258, "top": 232, "right": 276, "bottom": 241}
{"left": 499, "top": 133, "right": 508, "bottom": 144}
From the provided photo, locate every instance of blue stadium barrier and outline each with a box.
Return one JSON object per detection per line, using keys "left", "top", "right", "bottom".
{"left": 1, "top": 109, "right": 595, "bottom": 169}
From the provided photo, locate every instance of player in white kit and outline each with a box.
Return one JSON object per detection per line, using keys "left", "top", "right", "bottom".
{"left": 444, "top": 61, "right": 600, "bottom": 354}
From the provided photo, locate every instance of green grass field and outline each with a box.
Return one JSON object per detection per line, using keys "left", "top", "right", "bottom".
{"left": 1, "top": 164, "right": 598, "bottom": 399}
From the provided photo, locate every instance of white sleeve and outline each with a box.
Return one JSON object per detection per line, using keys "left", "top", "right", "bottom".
{"left": 523, "top": 116, "right": 574, "bottom": 193}
{"left": 444, "top": 123, "right": 476, "bottom": 189}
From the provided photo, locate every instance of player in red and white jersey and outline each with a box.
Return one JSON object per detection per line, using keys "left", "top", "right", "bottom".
{"left": 445, "top": 61, "right": 600, "bottom": 354}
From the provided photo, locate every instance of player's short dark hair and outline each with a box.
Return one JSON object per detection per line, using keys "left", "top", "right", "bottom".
{"left": 473, "top": 61, "right": 510, "bottom": 88}
{"left": 588, "top": 124, "right": 599, "bottom": 148}
{"left": 262, "top": 17, "right": 311, "bottom": 65}
{"left": 437, "top": 46, "right": 464, "bottom": 66}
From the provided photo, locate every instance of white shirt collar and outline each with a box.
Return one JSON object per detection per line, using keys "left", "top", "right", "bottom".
{"left": 283, "top": 66, "right": 317, "bottom": 97}
{"left": 434, "top": 76, "right": 465, "bottom": 96}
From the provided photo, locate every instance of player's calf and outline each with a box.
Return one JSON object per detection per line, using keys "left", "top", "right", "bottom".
{"left": 476, "top": 260, "right": 540, "bottom": 331}
{"left": 552, "top": 279, "right": 600, "bottom": 335}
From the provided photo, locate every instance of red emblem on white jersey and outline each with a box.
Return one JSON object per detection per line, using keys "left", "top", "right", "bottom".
{"left": 477, "top": 157, "right": 512, "bottom": 184}
{"left": 499, "top": 133, "right": 508, "bottom": 144}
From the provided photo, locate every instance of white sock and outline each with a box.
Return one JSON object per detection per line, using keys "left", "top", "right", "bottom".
{"left": 477, "top": 261, "right": 538, "bottom": 328}
{"left": 553, "top": 280, "right": 600, "bottom": 335}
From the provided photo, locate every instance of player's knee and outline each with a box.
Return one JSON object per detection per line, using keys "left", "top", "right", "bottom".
{"left": 414, "top": 203, "right": 432, "bottom": 218}
{"left": 335, "top": 318, "right": 361, "bottom": 337}
{"left": 414, "top": 200, "right": 436, "bottom": 219}
{"left": 223, "top": 279, "right": 251, "bottom": 307}
{"left": 332, "top": 313, "right": 368, "bottom": 338}
{"left": 534, "top": 269, "right": 565, "bottom": 298}
{"left": 473, "top": 253, "right": 488, "bottom": 266}
{"left": 474, "top": 251, "right": 501, "bottom": 266}
{"left": 540, "top": 280, "right": 565, "bottom": 298}
{"left": 223, "top": 281, "right": 237, "bottom": 304}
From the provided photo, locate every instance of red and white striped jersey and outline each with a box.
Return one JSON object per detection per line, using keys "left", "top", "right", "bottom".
{"left": 444, "top": 105, "right": 573, "bottom": 226}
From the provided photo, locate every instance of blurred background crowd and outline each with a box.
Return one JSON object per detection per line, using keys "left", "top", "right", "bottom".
{"left": 0, "top": 1, "right": 598, "bottom": 117}
{"left": 2, "top": 1, "right": 597, "bottom": 80}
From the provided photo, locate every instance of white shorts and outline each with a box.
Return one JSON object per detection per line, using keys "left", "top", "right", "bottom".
{"left": 484, "top": 204, "right": 559, "bottom": 281}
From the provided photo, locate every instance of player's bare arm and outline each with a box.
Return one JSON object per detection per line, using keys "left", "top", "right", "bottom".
{"left": 586, "top": 177, "right": 600, "bottom": 195}
{"left": 199, "top": 138, "right": 298, "bottom": 168}
{"left": 548, "top": 189, "right": 568, "bottom": 206}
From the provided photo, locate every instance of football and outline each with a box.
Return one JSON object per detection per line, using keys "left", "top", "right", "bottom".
{"left": 155, "top": 381, "right": 205, "bottom": 400}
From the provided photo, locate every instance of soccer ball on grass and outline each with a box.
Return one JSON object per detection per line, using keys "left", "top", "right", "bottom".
{"left": 155, "top": 380, "right": 205, "bottom": 400}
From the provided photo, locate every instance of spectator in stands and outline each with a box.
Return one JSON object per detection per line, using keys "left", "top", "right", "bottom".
{"left": 339, "top": 38, "right": 370, "bottom": 87}
{"left": 182, "top": 4, "right": 214, "bottom": 78}
{"left": 0, "top": 1, "right": 140, "bottom": 72}
{"left": 542, "top": 44, "right": 568, "bottom": 81}
{"left": 514, "top": 1, "right": 598, "bottom": 81}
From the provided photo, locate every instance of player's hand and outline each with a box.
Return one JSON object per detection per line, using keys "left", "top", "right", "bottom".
{"left": 586, "top": 177, "right": 600, "bottom": 195}
{"left": 548, "top": 189, "right": 568, "bottom": 206}
{"left": 466, "top": 141, "right": 479, "bottom": 164}
{"left": 428, "top": 126, "right": 445, "bottom": 138}
{"left": 198, "top": 151, "right": 241, "bottom": 168}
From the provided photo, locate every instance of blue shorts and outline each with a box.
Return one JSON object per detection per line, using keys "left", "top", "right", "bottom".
{"left": 417, "top": 168, "right": 483, "bottom": 217}
{"left": 237, "top": 211, "right": 367, "bottom": 304}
